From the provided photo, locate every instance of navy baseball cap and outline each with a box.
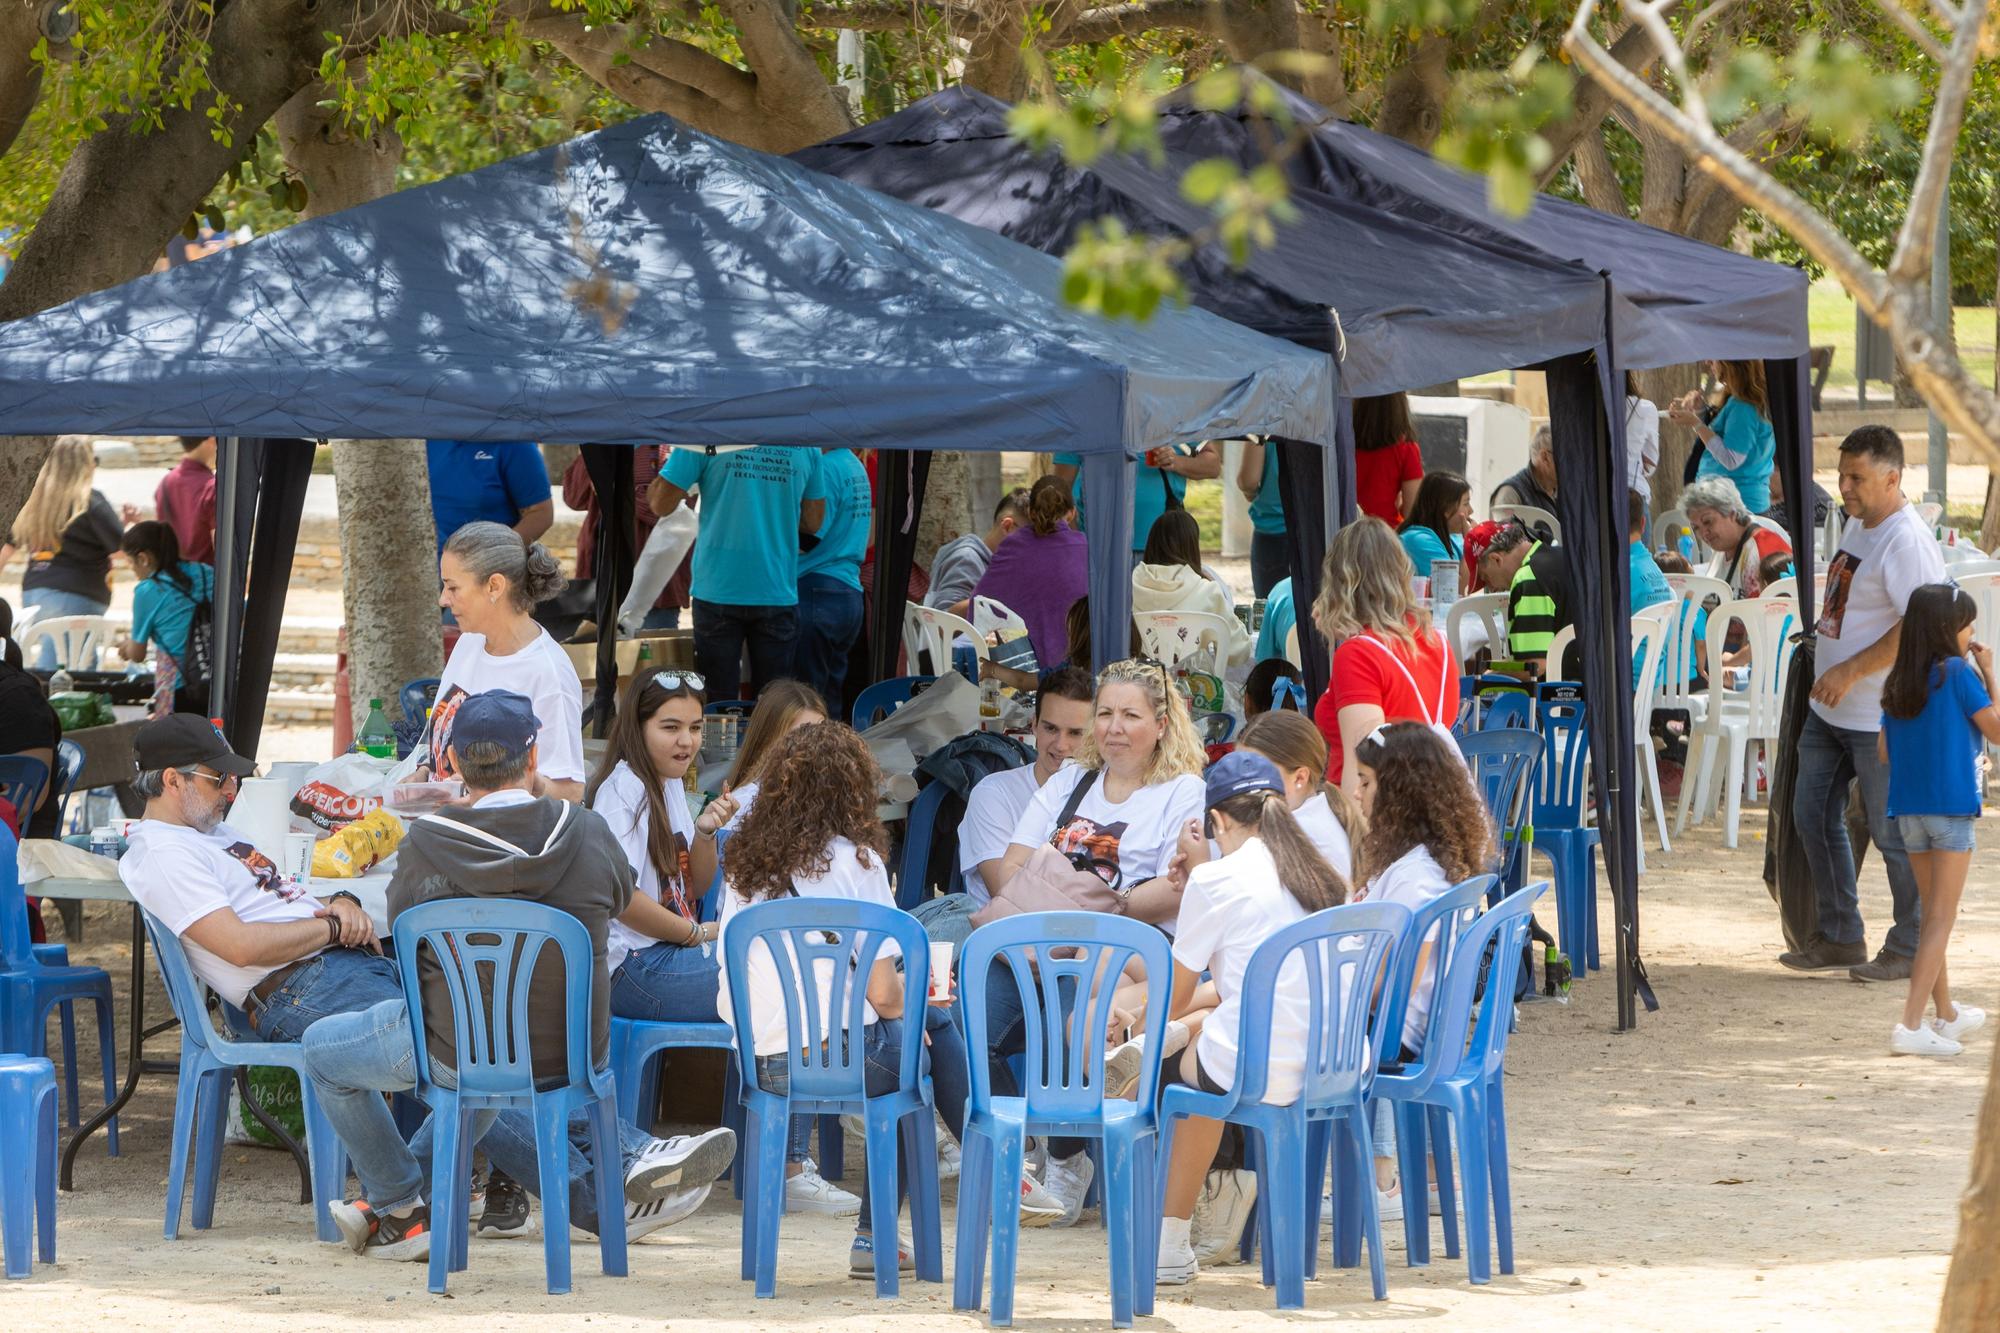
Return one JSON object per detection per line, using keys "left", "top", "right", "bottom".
{"left": 450, "top": 690, "right": 541, "bottom": 760}
{"left": 1204, "top": 750, "right": 1284, "bottom": 807}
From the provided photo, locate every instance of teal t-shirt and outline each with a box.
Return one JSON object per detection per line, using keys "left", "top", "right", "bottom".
{"left": 661, "top": 446, "right": 826, "bottom": 607}
{"left": 1254, "top": 577, "right": 1298, "bottom": 663}
{"left": 130, "top": 561, "right": 213, "bottom": 665}
{"left": 1247, "top": 447, "right": 1286, "bottom": 535}
{"left": 797, "top": 449, "right": 872, "bottom": 591}
{"left": 1696, "top": 397, "right": 1776, "bottom": 513}
{"left": 1399, "top": 525, "right": 1463, "bottom": 578}
{"left": 1054, "top": 447, "right": 1193, "bottom": 551}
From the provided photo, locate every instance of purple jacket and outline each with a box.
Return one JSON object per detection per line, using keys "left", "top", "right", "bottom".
{"left": 971, "top": 522, "right": 1090, "bottom": 668}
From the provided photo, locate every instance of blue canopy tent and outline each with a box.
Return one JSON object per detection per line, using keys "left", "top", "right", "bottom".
{"left": 801, "top": 79, "right": 1813, "bottom": 1029}
{"left": 0, "top": 113, "right": 1333, "bottom": 752}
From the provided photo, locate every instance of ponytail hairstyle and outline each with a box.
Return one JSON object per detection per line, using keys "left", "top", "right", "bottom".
{"left": 1353, "top": 721, "right": 1494, "bottom": 884}
{"left": 120, "top": 520, "right": 192, "bottom": 593}
{"left": 1077, "top": 657, "right": 1207, "bottom": 784}
{"left": 587, "top": 667, "right": 707, "bottom": 910}
{"left": 1209, "top": 789, "right": 1348, "bottom": 912}
{"left": 727, "top": 678, "right": 829, "bottom": 789}
{"left": 1236, "top": 709, "right": 1367, "bottom": 846}
{"left": 1882, "top": 583, "right": 1977, "bottom": 722}
{"left": 1026, "top": 474, "right": 1074, "bottom": 538}
{"left": 442, "top": 520, "right": 567, "bottom": 611}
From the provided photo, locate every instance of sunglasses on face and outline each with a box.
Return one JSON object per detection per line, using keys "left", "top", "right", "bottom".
{"left": 178, "top": 767, "right": 237, "bottom": 789}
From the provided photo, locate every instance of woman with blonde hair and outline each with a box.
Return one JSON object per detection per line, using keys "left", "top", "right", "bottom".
{"left": 1310, "top": 517, "right": 1459, "bottom": 795}
{"left": 5, "top": 437, "right": 122, "bottom": 664}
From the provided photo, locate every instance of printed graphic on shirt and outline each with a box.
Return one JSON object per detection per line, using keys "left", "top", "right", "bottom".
{"left": 663, "top": 830, "right": 693, "bottom": 917}
{"left": 225, "top": 840, "right": 311, "bottom": 902}
{"left": 1816, "top": 551, "right": 1860, "bottom": 639}
{"left": 424, "top": 684, "right": 471, "bottom": 779}
{"left": 1051, "top": 818, "right": 1128, "bottom": 885}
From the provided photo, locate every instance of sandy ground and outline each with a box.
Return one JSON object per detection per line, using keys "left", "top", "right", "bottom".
{"left": 5, "top": 805, "right": 1989, "bottom": 1332}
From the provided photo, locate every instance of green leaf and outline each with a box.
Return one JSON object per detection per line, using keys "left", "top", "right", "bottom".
{"left": 1179, "top": 158, "right": 1240, "bottom": 206}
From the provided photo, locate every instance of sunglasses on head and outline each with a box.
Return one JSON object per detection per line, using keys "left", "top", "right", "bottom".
{"left": 653, "top": 670, "right": 706, "bottom": 692}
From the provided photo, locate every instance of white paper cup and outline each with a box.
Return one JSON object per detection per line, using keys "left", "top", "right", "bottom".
{"left": 927, "top": 940, "right": 955, "bottom": 1001}
{"left": 285, "top": 830, "right": 317, "bottom": 882}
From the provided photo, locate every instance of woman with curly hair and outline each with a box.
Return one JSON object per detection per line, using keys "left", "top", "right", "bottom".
{"left": 1351, "top": 720, "right": 1497, "bottom": 1216}
{"left": 719, "top": 721, "right": 970, "bottom": 1278}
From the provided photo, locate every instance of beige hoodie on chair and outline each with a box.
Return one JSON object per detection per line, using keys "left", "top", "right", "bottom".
{"left": 1131, "top": 562, "right": 1254, "bottom": 666}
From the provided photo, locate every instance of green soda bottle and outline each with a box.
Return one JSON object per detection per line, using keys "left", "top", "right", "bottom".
{"left": 358, "top": 697, "right": 397, "bottom": 759}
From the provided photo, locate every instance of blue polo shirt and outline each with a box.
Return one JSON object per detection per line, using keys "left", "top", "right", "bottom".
{"left": 1248, "top": 448, "right": 1286, "bottom": 535}
{"left": 1055, "top": 447, "right": 1193, "bottom": 551}
{"left": 661, "top": 446, "right": 826, "bottom": 607}
{"left": 797, "top": 449, "right": 872, "bottom": 591}
{"left": 1883, "top": 658, "right": 1992, "bottom": 817}
{"left": 425, "top": 440, "right": 551, "bottom": 554}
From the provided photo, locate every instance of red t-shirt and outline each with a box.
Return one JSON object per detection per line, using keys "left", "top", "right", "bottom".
{"left": 154, "top": 456, "right": 217, "bottom": 564}
{"left": 1315, "top": 622, "right": 1460, "bottom": 783}
{"left": 1353, "top": 438, "right": 1424, "bottom": 526}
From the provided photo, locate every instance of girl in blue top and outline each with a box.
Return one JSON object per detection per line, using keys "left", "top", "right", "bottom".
{"left": 1396, "top": 470, "right": 1470, "bottom": 581}
{"left": 1669, "top": 360, "right": 1776, "bottom": 512}
{"left": 116, "top": 520, "right": 214, "bottom": 717}
{"left": 1879, "top": 583, "right": 2000, "bottom": 1058}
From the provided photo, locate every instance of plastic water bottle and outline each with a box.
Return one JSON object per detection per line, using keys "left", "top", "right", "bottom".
{"left": 357, "top": 697, "right": 396, "bottom": 759}
{"left": 48, "top": 663, "right": 74, "bottom": 695}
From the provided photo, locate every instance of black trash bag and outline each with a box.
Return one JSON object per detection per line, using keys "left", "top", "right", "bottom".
{"left": 1763, "top": 633, "right": 1821, "bottom": 953}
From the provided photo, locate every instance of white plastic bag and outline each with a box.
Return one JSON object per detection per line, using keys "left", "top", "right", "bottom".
{"left": 288, "top": 753, "right": 396, "bottom": 833}
{"left": 618, "top": 504, "right": 699, "bottom": 637}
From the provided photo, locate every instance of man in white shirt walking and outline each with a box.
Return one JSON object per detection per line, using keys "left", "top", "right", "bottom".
{"left": 1780, "top": 426, "right": 1946, "bottom": 981}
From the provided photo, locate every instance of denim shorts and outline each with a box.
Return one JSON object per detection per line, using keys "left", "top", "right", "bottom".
{"left": 1897, "top": 814, "right": 1977, "bottom": 854}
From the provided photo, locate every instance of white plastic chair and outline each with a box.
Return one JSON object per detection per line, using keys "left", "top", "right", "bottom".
{"left": 1917, "top": 500, "right": 1944, "bottom": 528}
{"left": 1655, "top": 573, "right": 1732, "bottom": 720}
{"left": 1762, "top": 577, "right": 1796, "bottom": 602}
{"left": 17, "top": 614, "right": 117, "bottom": 672}
{"left": 1631, "top": 611, "right": 1672, "bottom": 855}
{"left": 1546, "top": 624, "right": 1576, "bottom": 679}
{"left": 970, "top": 596, "right": 1028, "bottom": 640}
{"left": 903, "top": 600, "right": 986, "bottom": 677}
{"left": 1949, "top": 558, "right": 2000, "bottom": 578}
{"left": 1962, "top": 572, "right": 2000, "bottom": 794}
{"left": 1445, "top": 593, "right": 1508, "bottom": 667}
{"left": 1677, "top": 597, "right": 1800, "bottom": 848}
{"left": 1133, "top": 609, "right": 1232, "bottom": 669}
{"left": 1492, "top": 503, "right": 1562, "bottom": 545}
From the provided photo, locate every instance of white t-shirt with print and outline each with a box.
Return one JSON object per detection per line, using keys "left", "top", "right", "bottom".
{"left": 1361, "top": 844, "right": 1453, "bottom": 1055}
{"left": 1292, "top": 791, "right": 1354, "bottom": 882}
{"left": 593, "top": 760, "right": 700, "bottom": 974}
{"left": 1812, "top": 501, "right": 1945, "bottom": 730}
{"left": 1009, "top": 763, "right": 1206, "bottom": 893}
{"left": 427, "top": 627, "right": 586, "bottom": 783}
{"left": 1171, "top": 837, "right": 1311, "bottom": 1104}
{"left": 123, "top": 818, "right": 324, "bottom": 1006}
{"left": 717, "top": 837, "right": 902, "bottom": 1057}
{"left": 958, "top": 763, "right": 1044, "bottom": 906}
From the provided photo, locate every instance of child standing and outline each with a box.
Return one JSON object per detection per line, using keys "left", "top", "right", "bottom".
{"left": 1880, "top": 583, "right": 2000, "bottom": 1057}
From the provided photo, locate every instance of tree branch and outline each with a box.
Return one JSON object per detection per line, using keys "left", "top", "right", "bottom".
{"left": 1887, "top": 0, "right": 1986, "bottom": 283}
{"left": 717, "top": 0, "right": 856, "bottom": 145}
{"left": 1573, "top": 122, "right": 1631, "bottom": 215}
{"left": 804, "top": 0, "right": 972, "bottom": 31}
{"left": 1869, "top": 0, "right": 1948, "bottom": 60}
{"left": 1055, "top": 0, "right": 1219, "bottom": 44}
{"left": 1535, "top": 13, "right": 1680, "bottom": 189}
{"left": 523, "top": 17, "right": 756, "bottom": 110}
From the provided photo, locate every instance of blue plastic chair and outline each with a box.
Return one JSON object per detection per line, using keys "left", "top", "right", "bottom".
{"left": 139, "top": 911, "right": 349, "bottom": 1242}
{"left": 1532, "top": 686, "right": 1599, "bottom": 973}
{"left": 393, "top": 899, "right": 628, "bottom": 1296}
{"left": 0, "top": 1054, "right": 57, "bottom": 1279}
{"left": 0, "top": 755, "right": 48, "bottom": 834}
{"left": 1456, "top": 728, "right": 1542, "bottom": 897}
{"left": 0, "top": 822, "right": 117, "bottom": 1152}
{"left": 851, "top": 675, "right": 935, "bottom": 729}
{"left": 1166, "top": 901, "right": 1412, "bottom": 1309}
{"left": 956, "top": 912, "right": 1173, "bottom": 1328}
{"left": 1372, "top": 883, "right": 1546, "bottom": 1285}
{"left": 721, "top": 897, "right": 941, "bottom": 1298}
{"left": 52, "top": 740, "right": 84, "bottom": 837}
{"left": 895, "top": 782, "right": 962, "bottom": 910}
{"left": 399, "top": 677, "right": 441, "bottom": 726}
{"left": 1361, "top": 875, "right": 1496, "bottom": 1268}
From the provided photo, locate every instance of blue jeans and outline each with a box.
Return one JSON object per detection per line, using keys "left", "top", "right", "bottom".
{"left": 793, "top": 572, "right": 863, "bottom": 719}
{"left": 639, "top": 606, "right": 682, "bottom": 631}
{"left": 1792, "top": 710, "right": 1920, "bottom": 956}
{"left": 1899, "top": 814, "right": 1977, "bottom": 854}
{"left": 692, "top": 598, "right": 798, "bottom": 703}
{"left": 609, "top": 941, "right": 721, "bottom": 1023}
{"left": 22, "top": 587, "right": 112, "bottom": 669}
{"left": 230, "top": 948, "right": 403, "bottom": 1045}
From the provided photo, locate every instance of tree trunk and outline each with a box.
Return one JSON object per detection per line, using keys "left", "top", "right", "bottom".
{"left": 1940, "top": 1037, "right": 2000, "bottom": 1328}
{"left": 917, "top": 451, "right": 971, "bottom": 571}
{"left": 1374, "top": 37, "right": 1451, "bottom": 148}
{"left": 1639, "top": 364, "right": 1702, "bottom": 516}
{"left": 276, "top": 81, "right": 442, "bottom": 707}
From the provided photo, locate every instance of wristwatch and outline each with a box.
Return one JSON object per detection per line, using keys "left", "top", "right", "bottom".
{"left": 326, "top": 890, "right": 363, "bottom": 912}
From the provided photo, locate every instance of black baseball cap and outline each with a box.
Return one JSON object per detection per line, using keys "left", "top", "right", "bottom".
{"left": 133, "top": 714, "right": 258, "bottom": 778}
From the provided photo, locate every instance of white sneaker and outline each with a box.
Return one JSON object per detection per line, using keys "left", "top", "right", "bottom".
{"left": 624, "top": 1127, "right": 737, "bottom": 1204}
{"left": 571, "top": 1184, "right": 713, "bottom": 1243}
{"left": 1041, "top": 1151, "right": 1095, "bottom": 1228}
{"left": 786, "top": 1159, "right": 862, "bottom": 1215}
{"left": 1104, "top": 1020, "right": 1190, "bottom": 1099}
{"left": 1320, "top": 1192, "right": 1333, "bottom": 1225}
{"left": 1891, "top": 1023, "right": 1963, "bottom": 1057}
{"left": 1376, "top": 1183, "right": 1404, "bottom": 1223}
{"left": 1157, "top": 1220, "right": 1199, "bottom": 1286}
{"left": 936, "top": 1112, "right": 961, "bottom": 1180}
{"left": 1018, "top": 1175, "right": 1064, "bottom": 1226}
{"left": 1934, "top": 1005, "right": 1988, "bottom": 1044}
{"left": 1191, "top": 1169, "right": 1256, "bottom": 1266}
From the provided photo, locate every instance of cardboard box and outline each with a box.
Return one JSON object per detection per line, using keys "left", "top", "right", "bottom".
{"left": 562, "top": 629, "right": 696, "bottom": 686}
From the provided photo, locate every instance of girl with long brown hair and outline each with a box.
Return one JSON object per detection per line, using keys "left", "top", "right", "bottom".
{"left": 719, "top": 678, "right": 828, "bottom": 830}
{"left": 1236, "top": 709, "right": 1362, "bottom": 879}
{"left": 1670, "top": 358, "right": 1776, "bottom": 512}
{"left": 720, "top": 721, "right": 971, "bottom": 1276}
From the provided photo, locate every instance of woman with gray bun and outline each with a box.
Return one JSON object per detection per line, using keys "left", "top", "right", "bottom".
{"left": 420, "top": 519, "right": 586, "bottom": 801}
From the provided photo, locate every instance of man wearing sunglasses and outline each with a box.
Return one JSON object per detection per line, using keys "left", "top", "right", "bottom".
{"left": 121, "top": 714, "right": 402, "bottom": 1045}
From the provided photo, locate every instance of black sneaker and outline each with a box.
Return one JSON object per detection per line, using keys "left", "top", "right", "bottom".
{"left": 476, "top": 1170, "right": 535, "bottom": 1239}
{"left": 329, "top": 1198, "right": 432, "bottom": 1262}
{"left": 1777, "top": 936, "right": 1867, "bottom": 972}
{"left": 1849, "top": 949, "right": 1914, "bottom": 983}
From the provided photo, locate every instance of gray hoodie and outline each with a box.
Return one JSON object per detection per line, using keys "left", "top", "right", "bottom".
{"left": 388, "top": 795, "right": 634, "bottom": 1080}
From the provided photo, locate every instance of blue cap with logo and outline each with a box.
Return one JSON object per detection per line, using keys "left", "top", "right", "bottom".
{"left": 1204, "top": 750, "right": 1285, "bottom": 807}
{"left": 450, "top": 689, "right": 541, "bottom": 760}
